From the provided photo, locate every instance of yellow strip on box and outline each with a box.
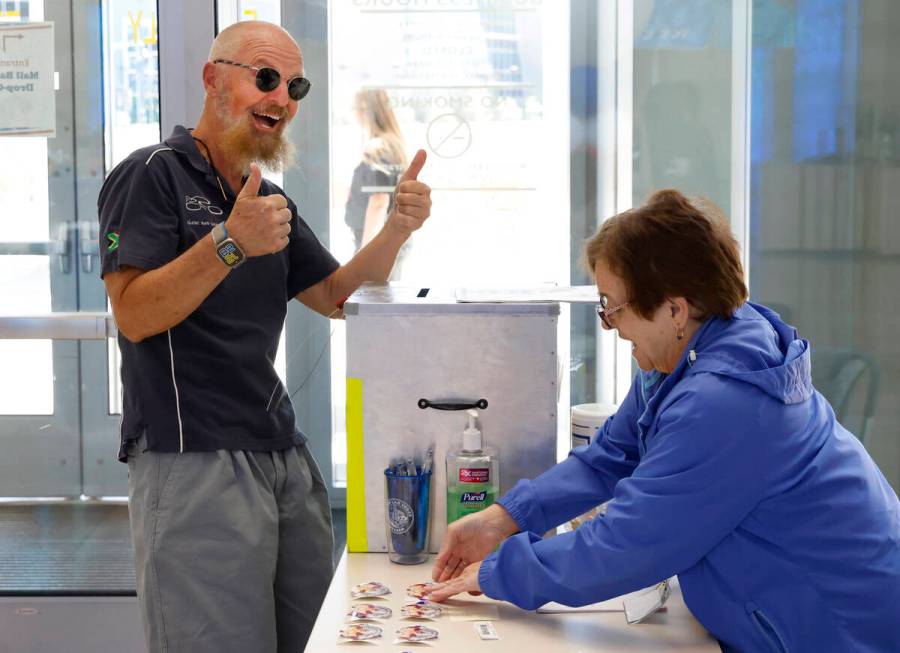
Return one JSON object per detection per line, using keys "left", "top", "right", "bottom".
{"left": 346, "top": 377, "right": 367, "bottom": 551}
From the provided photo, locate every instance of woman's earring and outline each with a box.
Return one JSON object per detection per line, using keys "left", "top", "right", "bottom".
{"left": 676, "top": 327, "right": 684, "bottom": 341}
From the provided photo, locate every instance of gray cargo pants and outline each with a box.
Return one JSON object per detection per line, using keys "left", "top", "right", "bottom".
{"left": 126, "top": 435, "right": 334, "bottom": 653}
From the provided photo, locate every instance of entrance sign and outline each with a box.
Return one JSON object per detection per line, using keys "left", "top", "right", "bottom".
{"left": 0, "top": 22, "right": 55, "bottom": 137}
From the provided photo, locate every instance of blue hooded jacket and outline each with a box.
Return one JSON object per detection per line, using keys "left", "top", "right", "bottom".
{"left": 479, "top": 302, "right": 900, "bottom": 652}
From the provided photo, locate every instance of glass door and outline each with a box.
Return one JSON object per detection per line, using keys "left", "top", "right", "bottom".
{"left": 0, "top": 0, "right": 82, "bottom": 497}
{"left": 0, "top": 0, "right": 159, "bottom": 498}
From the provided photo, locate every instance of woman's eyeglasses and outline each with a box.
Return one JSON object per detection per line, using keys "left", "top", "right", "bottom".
{"left": 596, "top": 296, "right": 629, "bottom": 329}
{"left": 213, "top": 59, "right": 311, "bottom": 101}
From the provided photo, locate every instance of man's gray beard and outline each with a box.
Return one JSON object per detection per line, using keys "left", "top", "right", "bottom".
{"left": 217, "top": 105, "right": 296, "bottom": 174}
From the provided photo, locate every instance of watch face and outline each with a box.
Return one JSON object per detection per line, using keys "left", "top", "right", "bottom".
{"left": 217, "top": 241, "right": 245, "bottom": 267}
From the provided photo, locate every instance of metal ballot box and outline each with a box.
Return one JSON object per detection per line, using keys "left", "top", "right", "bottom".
{"left": 344, "top": 284, "right": 559, "bottom": 553}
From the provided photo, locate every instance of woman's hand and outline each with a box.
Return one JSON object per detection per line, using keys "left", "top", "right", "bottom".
{"left": 431, "top": 504, "right": 518, "bottom": 583}
{"left": 422, "top": 561, "right": 483, "bottom": 602}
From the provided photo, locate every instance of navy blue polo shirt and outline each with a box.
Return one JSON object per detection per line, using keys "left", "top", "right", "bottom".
{"left": 98, "top": 125, "right": 339, "bottom": 461}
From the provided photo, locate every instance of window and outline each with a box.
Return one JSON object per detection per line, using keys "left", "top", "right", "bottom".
{"left": 328, "top": 1, "right": 570, "bottom": 484}
{"left": 749, "top": 0, "right": 899, "bottom": 490}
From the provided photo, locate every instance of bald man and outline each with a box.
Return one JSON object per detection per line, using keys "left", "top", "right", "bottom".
{"left": 97, "top": 21, "right": 431, "bottom": 652}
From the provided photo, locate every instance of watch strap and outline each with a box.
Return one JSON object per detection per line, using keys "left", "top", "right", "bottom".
{"left": 212, "top": 221, "right": 228, "bottom": 245}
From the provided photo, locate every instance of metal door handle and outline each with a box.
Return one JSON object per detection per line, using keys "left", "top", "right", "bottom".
{"left": 53, "top": 221, "right": 73, "bottom": 274}
{"left": 79, "top": 221, "right": 99, "bottom": 273}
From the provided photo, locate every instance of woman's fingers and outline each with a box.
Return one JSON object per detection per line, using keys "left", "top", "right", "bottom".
{"left": 452, "top": 558, "right": 469, "bottom": 578}
{"left": 426, "top": 579, "right": 464, "bottom": 603}
{"left": 423, "top": 562, "right": 482, "bottom": 602}
{"left": 437, "top": 556, "right": 462, "bottom": 582}
{"left": 431, "top": 531, "right": 459, "bottom": 582}
{"left": 431, "top": 555, "right": 451, "bottom": 582}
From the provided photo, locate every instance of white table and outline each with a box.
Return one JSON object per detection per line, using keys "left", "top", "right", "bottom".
{"left": 306, "top": 551, "right": 719, "bottom": 652}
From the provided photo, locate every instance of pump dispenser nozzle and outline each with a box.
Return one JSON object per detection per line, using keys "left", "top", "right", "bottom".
{"left": 463, "top": 409, "right": 482, "bottom": 452}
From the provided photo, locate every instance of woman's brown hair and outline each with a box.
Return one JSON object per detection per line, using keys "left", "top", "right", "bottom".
{"left": 583, "top": 189, "right": 747, "bottom": 320}
{"left": 354, "top": 89, "right": 408, "bottom": 172}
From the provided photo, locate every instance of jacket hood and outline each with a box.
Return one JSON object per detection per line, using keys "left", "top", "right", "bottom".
{"left": 680, "top": 302, "right": 813, "bottom": 405}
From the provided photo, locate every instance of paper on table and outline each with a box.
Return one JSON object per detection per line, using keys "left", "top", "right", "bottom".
{"left": 623, "top": 580, "right": 670, "bottom": 624}
{"left": 455, "top": 286, "right": 600, "bottom": 304}
{"left": 447, "top": 604, "right": 501, "bottom": 622}
{"left": 536, "top": 596, "right": 624, "bottom": 614}
{"left": 537, "top": 580, "right": 671, "bottom": 617}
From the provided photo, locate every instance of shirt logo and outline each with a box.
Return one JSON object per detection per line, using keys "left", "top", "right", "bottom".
{"left": 106, "top": 231, "right": 119, "bottom": 252}
{"left": 185, "top": 195, "right": 223, "bottom": 215}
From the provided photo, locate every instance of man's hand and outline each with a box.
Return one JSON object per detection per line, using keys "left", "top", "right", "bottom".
{"left": 431, "top": 504, "right": 518, "bottom": 584}
{"left": 422, "top": 561, "right": 483, "bottom": 603}
{"left": 224, "top": 163, "right": 292, "bottom": 257}
{"left": 301, "top": 149, "right": 431, "bottom": 307}
{"left": 385, "top": 149, "right": 431, "bottom": 236}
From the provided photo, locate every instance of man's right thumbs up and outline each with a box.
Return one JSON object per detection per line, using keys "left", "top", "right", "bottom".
{"left": 224, "top": 162, "right": 292, "bottom": 258}
{"left": 238, "top": 162, "right": 263, "bottom": 199}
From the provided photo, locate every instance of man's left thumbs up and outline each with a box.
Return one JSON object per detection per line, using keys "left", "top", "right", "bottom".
{"left": 400, "top": 149, "right": 427, "bottom": 182}
{"left": 389, "top": 148, "right": 432, "bottom": 236}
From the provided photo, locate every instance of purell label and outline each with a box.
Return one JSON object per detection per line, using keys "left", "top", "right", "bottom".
{"left": 460, "top": 492, "right": 487, "bottom": 503}
{"left": 459, "top": 467, "right": 489, "bottom": 483}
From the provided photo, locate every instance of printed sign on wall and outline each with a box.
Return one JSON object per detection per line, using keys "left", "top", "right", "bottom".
{"left": 0, "top": 22, "right": 55, "bottom": 137}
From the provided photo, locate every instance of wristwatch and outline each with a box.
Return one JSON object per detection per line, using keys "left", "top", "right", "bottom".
{"left": 211, "top": 222, "right": 246, "bottom": 268}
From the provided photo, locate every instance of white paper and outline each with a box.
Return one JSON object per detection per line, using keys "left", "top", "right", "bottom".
{"left": 536, "top": 596, "right": 624, "bottom": 614}
{"left": 447, "top": 604, "right": 500, "bottom": 622}
{"left": 623, "top": 580, "right": 671, "bottom": 625}
{"left": 0, "top": 22, "right": 56, "bottom": 137}
{"left": 537, "top": 580, "right": 672, "bottom": 618}
{"left": 455, "top": 285, "right": 600, "bottom": 304}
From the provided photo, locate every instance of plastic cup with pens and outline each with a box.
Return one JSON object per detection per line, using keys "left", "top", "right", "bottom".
{"left": 384, "top": 448, "right": 433, "bottom": 564}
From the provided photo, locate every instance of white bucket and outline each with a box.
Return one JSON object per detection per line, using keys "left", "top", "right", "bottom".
{"left": 570, "top": 403, "right": 618, "bottom": 450}
{"left": 568, "top": 402, "right": 618, "bottom": 531}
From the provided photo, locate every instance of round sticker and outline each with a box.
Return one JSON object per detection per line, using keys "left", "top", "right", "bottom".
{"left": 406, "top": 582, "right": 438, "bottom": 599}
{"left": 351, "top": 581, "right": 390, "bottom": 599}
{"left": 402, "top": 602, "right": 442, "bottom": 619}
{"left": 347, "top": 603, "right": 393, "bottom": 620}
{"left": 340, "top": 623, "right": 382, "bottom": 641}
{"left": 396, "top": 625, "right": 439, "bottom": 642}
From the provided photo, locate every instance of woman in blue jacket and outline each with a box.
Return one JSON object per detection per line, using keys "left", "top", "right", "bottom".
{"left": 425, "top": 189, "right": 900, "bottom": 652}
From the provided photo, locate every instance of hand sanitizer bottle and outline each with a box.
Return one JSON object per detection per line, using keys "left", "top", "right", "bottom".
{"left": 446, "top": 409, "right": 499, "bottom": 524}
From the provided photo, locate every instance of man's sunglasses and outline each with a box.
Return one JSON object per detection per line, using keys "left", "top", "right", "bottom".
{"left": 213, "top": 59, "right": 311, "bottom": 101}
